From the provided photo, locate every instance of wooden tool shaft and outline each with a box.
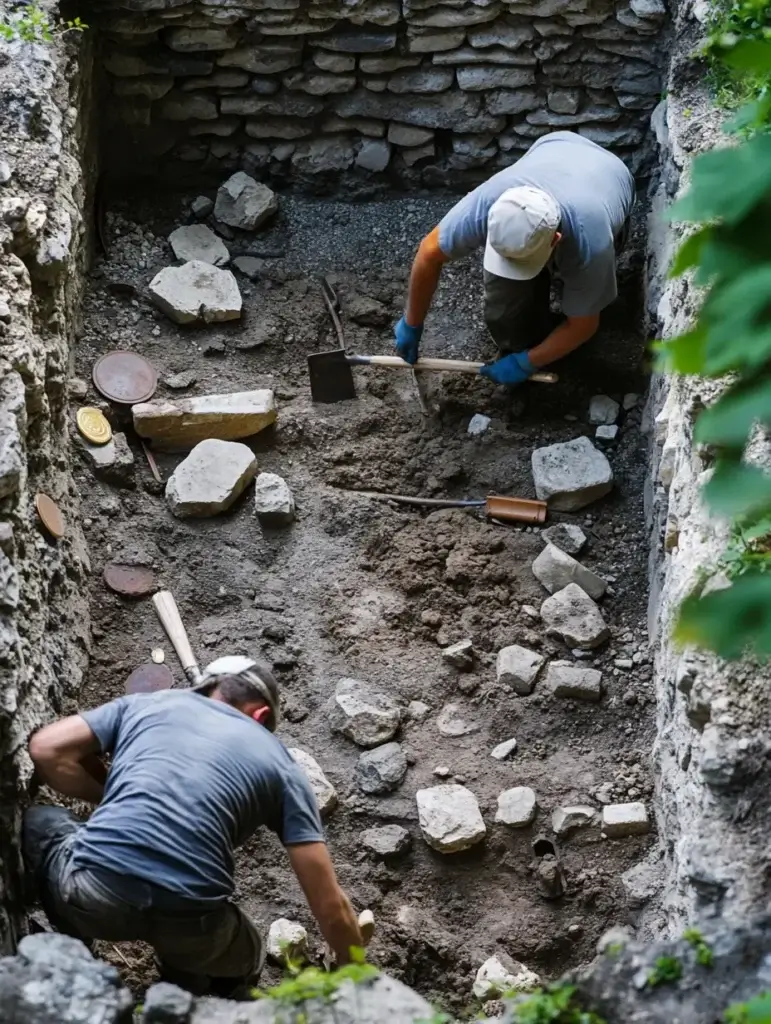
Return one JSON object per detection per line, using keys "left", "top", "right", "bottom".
{"left": 152, "top": 590, "right": 202, "bottom": 684}
{"left": 357, "top": 354, "right": 557, "bottom": 384}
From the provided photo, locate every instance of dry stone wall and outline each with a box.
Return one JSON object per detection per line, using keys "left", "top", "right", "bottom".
{"left": 93, "top": 0, "right": 667, "bottom": 186}
{"left": 0, "top": 8, "right": 93, "bottom": 951}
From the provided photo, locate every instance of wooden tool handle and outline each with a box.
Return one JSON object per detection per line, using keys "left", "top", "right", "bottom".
{"left": 364, "top": 355, "right": 557, "bottom": 384}
{"left": 153, "top": 590, "right": 201, "bottom": 684}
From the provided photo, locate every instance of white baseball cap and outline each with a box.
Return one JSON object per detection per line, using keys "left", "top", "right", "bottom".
{"left": 193, "top": 655, "right": 281, "bottom": 730}
{"left": 483, "top": 186, "right": 561, "bottom": 281}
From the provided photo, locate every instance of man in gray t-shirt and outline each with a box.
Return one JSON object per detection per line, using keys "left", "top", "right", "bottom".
{"left": 24, "top": 656, "right": 363, "bottom": 997}
{"left": 394, "top": 131, "right": 635, "bottom": 387}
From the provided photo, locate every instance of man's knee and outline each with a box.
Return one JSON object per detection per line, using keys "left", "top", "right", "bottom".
{"left": 23, "top": 805, "right": 80, "bottom": 873}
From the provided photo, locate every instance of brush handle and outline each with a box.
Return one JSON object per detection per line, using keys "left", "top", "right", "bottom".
{"left": 352, "top": 354, "right": 557, "bottom": 384}
{"left": 153, "top": 590, "right": 202, "bottom": 685}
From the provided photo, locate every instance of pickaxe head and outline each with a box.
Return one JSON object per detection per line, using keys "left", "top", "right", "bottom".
{"left": 307, "top": 348, "right": 357, "bottom": 404}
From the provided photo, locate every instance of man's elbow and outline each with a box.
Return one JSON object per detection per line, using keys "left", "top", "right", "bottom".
{"left": 29, "top": 728, "right": 57, "bottom": 767}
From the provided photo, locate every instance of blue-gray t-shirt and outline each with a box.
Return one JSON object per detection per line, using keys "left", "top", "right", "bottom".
{"left": 71, "top": 690, "right": 324, "bottom": 902}
{"left": 438, "top": 131, "right": 636, "bottom": 317}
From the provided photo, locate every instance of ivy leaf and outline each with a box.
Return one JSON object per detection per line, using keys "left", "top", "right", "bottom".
{"left": 676, "top": 570, "right": 771, "bottom": 659}
{"left": 721, "top": 38, "right": 771, "bottom": 75}
{"left": 668, "top": 134, "right": 771, "bottom": 225}
{"left": 654, "top": 328, "right": 708, "bottom": 374}
{"left": 745, "top": 991, "right": 771, "bottom": 1023}
{"left": 696, "top": 377, "right": 771, "bottom": 446}
{"left": 703, "top": 462, "right": 771, "bottom": 518}
{"left": 669, "top": 226, "right": 712, "bottom": 278}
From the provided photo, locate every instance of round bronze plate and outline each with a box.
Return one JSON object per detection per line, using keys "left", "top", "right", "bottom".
{"left": 125, "top": 663, "right": 173, "bottom": 695}
{"left": 92, "top": 351, "right": 158, "bottom": 405}
{"left": 35, "top": 493, "right": 65, "bottom": 539}
{"left": 76, "top": 406, "right": 112, "bottom": 446}
{"left": 103, "top": 563, "right": 156, "bottom": 598}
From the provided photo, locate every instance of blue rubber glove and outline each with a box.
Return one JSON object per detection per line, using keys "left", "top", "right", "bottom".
{"left": 479, "top": 350, "right": 536, "bottom": 387}
{"left": 394, "top": 316, "right": 423, "bottom": 365}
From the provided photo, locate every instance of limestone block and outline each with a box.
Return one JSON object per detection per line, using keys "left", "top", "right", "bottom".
{"left": 402, "top": 142, "right": 436, "bottom": 165}
{"left": 356, "top": 742, "right": 408, "bottom": 793}
{"left": 313, "top": 51, "right": 356, "bottom": 72}
{"left": 602, "top": 802, "right": 650, "bottom": 837}
{"left": 531, "top": 436, "right": 613, "bottom": 511}
{"left": 434, "top": 46, "right": 536, "bottom": 65}
{"left": 283, "top": 70, "right": 357, "bottom": 95}
{"left": 495, "top": 787, "right": 537, "bottom": 826}
{"left": 114, "top": 76, "right": 174, "bottom": 100}
{"left": 442, "top": 638, "right": 474, "bottom": 670}
{"left": 548, "top": 87, "right": 581, "bottom": 113}
{"left": 76, "top": 432, "right": 135, "bottom": 489}
{"left": 544, "top": 661, "right": 603, "bottom": 702}
{"left": 468, "top": 22, "right": 534, "bottom": 48}
{"left": 406, "top": 28, "right": 466, "bottom": 52}
{"left": 532, "top": 543, "right": 606, "bottom": 599}
{"left": 322, "top": 114, "right": 387, "bottom": 136}
{"left": 148, "top": 261, "right": 241, "bottom": 325}
{"left": 334, "top": 88, "right": 504, "bottom": 133}
{"left": 254, "top": 471, "right": 295, "bottom": 526}
{"left": 214, "top": 172, "right": 278, "bottom": 231}
{"left": 267, "top": 919, "right": 308, "bottom": 963}
{"left": 356, "top": 138, "right": 391, "bottom": 170}
{"left": 164, "top": 26, "right": 241, "bottom": 51}
{"left": 457, "top": 66, "right": 535, "bottom": 90}
{"left": 579, "top": 125, "right": 643, "bottom": 146}
{"left": 158, "top": 91, "right": 218, "bottom": 121}
{"left": 416, "top": 784, "right": 486, "bottom": 852}
{"left": 133, "top": 390, "right": 276, "bottom": 450}
{"left": 168, "top": 225, "right": 229, "bottom": 267}
{"left": 360, "top": 55, "right": 421, "bottom": 72}
{"left": 486, "top": 89, "right": 541, "bottom": 115}
{"left": 292, "top": 137, "right": 357, "bottom": 172}
{"left": 165, "top": 439, "right": 257, "bottom": 518}
{"left": 289, "top": 747, "right": 338, "bottom": 816}
{"left": 313, "top": 28, "right": 397, "bottom": 51}
{"left": 217, "top": 46, "right": 302, "bottom": 74}
{"left": 361, "top": 824, "right": 412, "bottom": 857}
{"left": 327, "top": 677, "right": 401, "bottom": 748}
{"left": 589, "top": 394, "right": 621, "bottom": 425}
{"left": 473, "top": 955, "right": 541, "bottom": 999}
{"left": 387, "top": 67, "right": 455, "bottom": 93}
{"left": 541, "top": 583, "right": 610, "bottom": 649}
{"left": 542, "top": 522, "right": 587, "bottom": 555}
{"left": 388, "top": 122, "right": 434, "bottom": 146}
{"left": 246, "top": 119, "right": 311, "bottom": 140}
{"left": 596, "top": 424, "right": 619, "bottom": 443}
{"left": 182, "top": 70, "right": 250, "bottom": 90}
{"left": 496, "top": 644, "right": 545, "bottom": 695}
{"left": 527, "top": 106, "right": 621, "bottom": 126}
{"left": 552, "top": 805, "right": 597, "bottom": 835}
{"left": 406, "top": 5, "right": 502, "bottom": 28}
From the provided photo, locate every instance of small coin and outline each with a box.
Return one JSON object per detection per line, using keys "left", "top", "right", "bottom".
{"left": 125, "top": 663, "right": 173, "bottom": 695}
{"left": 151, "top": 648, "right": 165, "bottom": 664}
{"left": 35, "top": 493, "right": 65, "bottom": 539}
{"left": 76, "top": 406, "right": 112, "bottom": 446}
{"left": 103, "top": 564, "right": 156, "bottom": 598}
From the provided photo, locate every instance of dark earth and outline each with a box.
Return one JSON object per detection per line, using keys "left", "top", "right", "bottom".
{"left": 66, "top": 184, "right": 656, "bottom": 1012}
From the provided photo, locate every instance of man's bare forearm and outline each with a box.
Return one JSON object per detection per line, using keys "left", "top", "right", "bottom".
{"left": 318, "top": 890, "right": 363, "bottom": 965}
{"left": 528, "top": 315, "right": 599, "bottom": 368}
{"left": 34, "top": 759, "right": 104, "bottom": 804}
{"left": 405, "top": 257, "right": 443, "bottom": 327}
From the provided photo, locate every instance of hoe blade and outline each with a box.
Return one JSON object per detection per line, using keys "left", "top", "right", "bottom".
{"left": 307, "top": 348, "right": 357, "bottom": 404}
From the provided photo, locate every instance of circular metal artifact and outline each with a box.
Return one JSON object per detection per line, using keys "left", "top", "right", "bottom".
{"left": 151, "top": 648, "right": 165, "bottom": 664}
{"left": 35, "top": 493, "right": 65, "bottom": 539}
{"left": 125, "top": 663, "right": 173, "bottom": 695}
{"left": 103, "top": 563, "right": 156, "bottom": 598}
{"left": 92, "top": 351, "right": 158, "bottom": 405}
{"left": 76, "top": 406, "right": 112, "bottom": 446}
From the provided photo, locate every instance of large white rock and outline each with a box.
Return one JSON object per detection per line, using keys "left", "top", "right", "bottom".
{"left": 589, "top": 394, "right": 620, "bottom": 425}
{"left": 602, "top": 802, "right": 650, "bottom": 837}
{"left": 544, "top": 661, "right": 602, "bottom": 702}
{"left": 168, "top": 224, "right": 230, "bottom": 267}
{"left": 495, "top": 787, "right": 537, "bottom": 826}
{"left": 133, "top": 390, "right": 276, "bottom": 450}
{"left": 327, "top": 677, "right": 400, "bottom": 748}
{"left": 552, "top": 805, "right": 597, "bottom": 835}
{"left": 289, "top": 747, "right": 338, "bottom": 817}
{"left": 214, "top": 171, "right": 278, "bottom": 231}
{"left": 254, "top": 472, "right": 295, "bottom": 526}
{"left": 531, "top": 436, "right": 613, "bottom": 511}
{"left": 165, "top": 439, "right": 257, "bottom": 518}
{"left": 496, "top": 645, "right": 545, "bottom": 695}
{"left": 472, "top": 955, "right": 541, "bottom": 999}
{"left": 149, "top": 260, "right": 241, "bottom": 325}
{"left": 267, "top": 919, "right": 308, "bottom": 964}
{"left": 541, "top": 584, "right": 610, "bottom": 650}
{"left": 416, "top": 784, "right": 486, "bottom": 853}
{"left": 541, "top": 522, "right": 587, "bottom": 555}
{"left": 532, "top": 543, "right": 606, "bottom": 600}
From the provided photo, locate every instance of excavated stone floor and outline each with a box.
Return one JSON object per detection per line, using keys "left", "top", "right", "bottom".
{"left": 72, "top": 185, "right": 657, "bottom": 1011}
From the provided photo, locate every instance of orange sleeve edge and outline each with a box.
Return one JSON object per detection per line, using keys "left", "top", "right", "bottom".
{"left": 418, "top": 225, "right": 448, "bottom": 263}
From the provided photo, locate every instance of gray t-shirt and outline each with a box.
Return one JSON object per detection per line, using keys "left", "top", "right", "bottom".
{"left": 72, "top": 690, "right": 324, "bottom": 902}
{"left": 438, "top": 131, "right": 635, "bottom": 316}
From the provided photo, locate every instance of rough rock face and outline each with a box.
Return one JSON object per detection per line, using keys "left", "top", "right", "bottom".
{"left": 531, "top": 437, "right": 614, "bottom": 511}
{"left": 214, "top": 172, "right": 278, "bottom": 231}
{"left": 149, "top": 260, "right": 242, "bottom": 325}
{"left": 133, "top": 390, "right": 277, "bottom": 449}
{"left": 416, "top": 783, "right": 486, "bottom": 852}
{"left": 253, "top": 472, "right": 295, "bottom": 526}
{"left": 168, "top": 224, "right": 230, "bottom": 266}
{"left": 327, "top": 677, "right": 401, "bottom": 748}
{"left": 540, "top": 584, "right": 610, "bottom": 649}
{"left": 165, "top": 439, "right": 257, "bottom": 518}
{"left": 288, "top": 748, "right": 338, "bottom": 817}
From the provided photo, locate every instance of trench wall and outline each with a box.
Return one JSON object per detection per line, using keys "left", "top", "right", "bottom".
{"left": 94, "top": 0, "right": 667, "bottom": 186}
{"left": 0, "top": 6, "right": 93, "bottom": 951}
{"left": 643, "top": 0, "right": 771, "bottom": 931}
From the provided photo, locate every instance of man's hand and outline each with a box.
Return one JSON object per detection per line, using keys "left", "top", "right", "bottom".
{"left": 394, "top": 317, "right": 423, "bottom": 365}
{"left": 29, "top": 716, "right": 106, "bottom": 805}
{"left": 287, "top": 842, "right": 363, "bottom": 965}
{"left": 479, "top": 350, "right": 535, "bottom": 387}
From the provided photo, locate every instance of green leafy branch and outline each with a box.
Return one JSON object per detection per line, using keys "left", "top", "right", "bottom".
{"left": 502, "top": 984, "right": 608, "bottom": 1023}
{"left": 683, "top": 927, "right": 714, "bottom": 968}
{"left": 659, "top": 29, "right": 771, "bottom": 660}
{"left": 250, "top": 946, "right": 378, "bottom": 1007}
{"left": 0, "top": 2, "right": 86, "bottom": 44}
{"left": 724, "top": 991, "right": 771, "bottom": 1023}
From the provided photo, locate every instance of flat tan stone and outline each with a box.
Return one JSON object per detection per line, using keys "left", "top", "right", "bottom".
{"left": 133, "top": 389, "right": 276, "bottom": 450}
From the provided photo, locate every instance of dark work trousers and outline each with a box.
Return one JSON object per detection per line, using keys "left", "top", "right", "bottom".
{"left": 483, "top": 213, "right": 634, "bottom": 355}
{"left": 23, "top": 804, "right": 264, "bottom": 998}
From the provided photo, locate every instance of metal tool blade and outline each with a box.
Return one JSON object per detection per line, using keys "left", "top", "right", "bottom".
{"left": 307, "top": 348, "right": 357, "bottom": 403}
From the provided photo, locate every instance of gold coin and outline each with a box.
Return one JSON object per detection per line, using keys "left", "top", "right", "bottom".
{"left": 151, "top": 648, "right": 165, "bottom": 664}
{"left": 76, "top": 407, "right": 112, "bottom": 446}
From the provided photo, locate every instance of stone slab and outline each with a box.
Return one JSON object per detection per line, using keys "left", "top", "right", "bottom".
{"left": 133, "top": 390, "right": 276, "bottom": 450}
{"left": 532, "top": 543, "right": 606, "bottom": 600}
{"left": 168, "top": 225, "right": 230, "bottom": 267}
{"left": 416, "top": 784, "right": 486, "bottom": 853}
{"left": 544, "top": 661, "right": 603, "bottom": 702}
{"left": 327, "top": 677, "right": 401, "bottom": 748}
{"left": 254, "top": 471, "right": 295, "bottom": 526}
{"left": 289, "top": 747, "right": 338, "bottom": 817}
{"left": 496, "top": 644, "right": 545, "bottom": 695}
{"left": 165, "top": 439, "right": 257, "bottom": 518}
{"left": 602, "top": 802, "right": 650, "bottom": 837}
{"left": 541, "top": 583, "right": 610, "bottom": 650}
{"left": 531, "top": 435, "right": 613, "bottom": 511}
{"left": 148, "top": 260, "right": 241, "bottom": 325}
{"left": 495, "top": 786, "right": 537, "bottom": 826}
{"left": 214, "top": 171, "right": 278, "bottom": 231}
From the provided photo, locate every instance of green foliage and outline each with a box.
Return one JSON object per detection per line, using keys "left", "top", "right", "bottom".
{"left": 704, "top": 0, "right": 771, "bottom": 111}
{"left": 724, "top": 992, "right": 771, "bottom": 1022}
{"left": 0, "top": 2, "right": 86, "bottom": 44}
{"left": 647, "top": 956, "right": 683, "bottom": 987}
{"left": 250, "top": 947, "right": 378, "bottom": 1007}
{"left": 683, "top": 927, "right": 714, "bottom": 968}
{"left": 503, "top": 984, "right": 607, "bottom": 1023}
{"left": 662, "top": 26, "right": 771, "bottom": 661}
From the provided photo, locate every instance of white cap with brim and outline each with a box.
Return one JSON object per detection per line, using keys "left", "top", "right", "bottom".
{"left": 483, "top": 186, "right": 561, "bottom": 281}
{"left": 192, "top": 654, "right": 280, "bottom": 730}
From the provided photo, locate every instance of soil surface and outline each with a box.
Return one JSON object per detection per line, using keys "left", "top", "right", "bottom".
{"left": 72, "top": 187, "right": 656, "bottom": 1011}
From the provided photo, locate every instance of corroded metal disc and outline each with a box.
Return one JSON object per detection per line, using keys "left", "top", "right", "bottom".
{"left": 92, "top": 351, "right": 157, "bottom": 405}
{"left": 76, "top": 406, "right": 112, "bottom": 446}
{"left": 35, "top": 493, "right": 65, "bottom": 539}
{"left": 125, "top": 663, "right": 173, "bottom": 695}
{"left": 103, "top": 563, "right": 156, "bottom": 598}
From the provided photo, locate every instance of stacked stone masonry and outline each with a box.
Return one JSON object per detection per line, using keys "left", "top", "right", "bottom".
{"left": 95, "top": 0, "right": 667, "bottom": 183}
